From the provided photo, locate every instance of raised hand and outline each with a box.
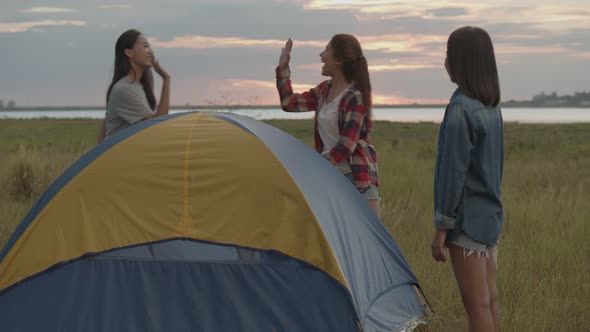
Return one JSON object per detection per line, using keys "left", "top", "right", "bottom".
{"left": 278, "top": 38, "right": 293, "bottom": 71}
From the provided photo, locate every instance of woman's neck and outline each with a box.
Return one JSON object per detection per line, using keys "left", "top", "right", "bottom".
{"left": 127, "top": 63, "right": 145, "bottom": 82}
{"left": 330, "top": 71, "right": 351, "bottom": 92}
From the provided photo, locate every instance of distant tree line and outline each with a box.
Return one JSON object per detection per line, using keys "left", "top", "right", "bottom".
{"left": 504, "top": 91, "right": 590, "bottom": 107}
{"left": 0, "top": 100, "right": 16, "bottom": 109}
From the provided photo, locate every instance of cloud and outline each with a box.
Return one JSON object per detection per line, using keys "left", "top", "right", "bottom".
{"left": 298, "top": 58, "right": 438, "bottom": 72}
{"left": 150, "top": 35, "right": 324, "bottom": 49}
{"left": 484, "top": 6, "right": 590, "bottom": 31}
{"left": 1, "top": 0, "right": 588, "bottom": 106}
{"left": 230, "top": 79, "right": 315, "bottom": 91}
{"left": 305, "top": 0, "right": 410, "bottom": 12}
{"left": 495, "top": 43, "right": 571, "bottom": 55}
{"left": 150, "top": 33, "right": 446, "bottom": 55}
{"left": 305, "top": 1, "right": 590, "bottom": 31}
{"left": 360, "top": 34, "right": 446, "bottom": 53}
{"left": 21, "top": 7, "right": 77, "bottom": 14}
{"left": 373, "top": 93, "right": 414, "bottom": 105}
{"left": 370, "top": 63, "right": 438, "bottom": 72}
{"left": 424, "top": 7, "right": 468, "bottom": 17}
{"left": 571, "top": 52, "right": 590, "bottom": 59}
{"left": 220, "top": 79, "right": 429, "bottom": 105}
{"left": 304, "top": 0, "right": 480, "bottom": 16}
{"left": 0, "top": 20, "right": 87, "bottom": 33}
{"left": 187, "top": 78, "right": 318, "bottom": 105}
{"left": 494, "top": 33, "right": 545, "bottom": 41}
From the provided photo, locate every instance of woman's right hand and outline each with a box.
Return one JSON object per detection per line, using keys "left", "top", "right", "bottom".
{"left": 278, "top": 38, "right": 292, "bottom": 71}
{"left": 153, "top": 58, "right": 170, "bottom": 80}
{"left": 431, "top": 229, "right": 448, "bottom": 262}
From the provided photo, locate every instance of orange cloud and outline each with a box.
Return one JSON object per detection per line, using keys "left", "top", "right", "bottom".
{"left": 150, "top": 29, "right": 586, "bottom": 78}
{"left": 0, "top": 20, "right": 87, "bottom": 33}
{"left": 352, "top": 34, "right": 446, "bottom": 54}
{"left": 218, "top": 79, "right": 439, "bottom": 106}
{"left": 301, "top": 57, "right": 439, "bottom": 72}
{"left": 370, "top": 63, "right": 438, "bottom": 71}
{"left": 373, "top": 94, "right": 446, "bottom": 105}
{"left": 150, "top": 35, "right": 324, "bottom": 49}
{"left": 373, "top": 94, "right": 407, "bottom": 105}
{"left": 229, "top": 79, "right": 315, "bottom": 91}
{"left": 150, "top": 33, "right": 446, "bottom": 55}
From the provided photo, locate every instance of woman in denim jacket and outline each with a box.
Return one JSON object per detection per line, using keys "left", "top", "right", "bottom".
{"left": 431, "top": 27, "right": 504, "bottom": 332}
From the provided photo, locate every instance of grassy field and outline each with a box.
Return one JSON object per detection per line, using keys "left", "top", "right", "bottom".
{"left": 1, "top": 118, "right": 589, "bottom": 331}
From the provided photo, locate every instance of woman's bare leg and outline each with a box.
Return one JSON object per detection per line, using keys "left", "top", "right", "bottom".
{"left": 367, "top": 199, "right": 380, "bottom": 218}
{"left": 486, "top": 247, "right": 499, "bottom": 332}
{"left": 449, "top": 244, "right": 494, "bottom": 332}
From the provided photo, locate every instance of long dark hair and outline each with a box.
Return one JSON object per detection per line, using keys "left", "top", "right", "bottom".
{"left": 447, "top": 26, "right": 500, "bottom": 106}
{"left": 329, "top": 34, "right": 372, "bottom": 118}
{"left": 106, "top": 29, "right": 156, "bottom": 110}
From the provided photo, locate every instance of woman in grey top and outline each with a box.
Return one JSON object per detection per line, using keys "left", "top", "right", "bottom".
{"left": 97, "top": 29, "right": 171, "bottom": 142}
{"left": 431, "top": 27, "right": 504, "bottom": 332}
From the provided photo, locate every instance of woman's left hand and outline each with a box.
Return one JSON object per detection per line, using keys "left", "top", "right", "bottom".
{"left": 431, "top": 229, "right": 448, "bottom": 262}
{"left": 278, "top": 38, "right": 292, "bottom": 71}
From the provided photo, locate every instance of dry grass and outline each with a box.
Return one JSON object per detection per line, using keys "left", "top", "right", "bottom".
{"left": 1, "top": 118, "right": 589, "bottom": 331}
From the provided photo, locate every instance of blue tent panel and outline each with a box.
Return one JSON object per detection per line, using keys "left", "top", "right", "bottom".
{"left": 0, "top": 249, "right": 359, "bottom": 331}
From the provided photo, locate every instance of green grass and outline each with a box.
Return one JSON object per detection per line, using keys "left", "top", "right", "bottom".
{"left": 1, "top": 118, "right": 589, "bottom": 331}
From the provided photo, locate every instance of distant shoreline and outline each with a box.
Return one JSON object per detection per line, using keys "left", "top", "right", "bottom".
{"left": 3, "top": 103, "right": 589, "bottom": 111}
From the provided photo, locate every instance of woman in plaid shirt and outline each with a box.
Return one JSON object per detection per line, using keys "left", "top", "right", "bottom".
{"left": 276, "top": 34, "right": 380, "bottom": 216}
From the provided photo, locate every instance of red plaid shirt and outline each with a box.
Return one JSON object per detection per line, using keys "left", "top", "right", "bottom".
{"left": 276, "top": 66, "right": 379, "bottom": 189}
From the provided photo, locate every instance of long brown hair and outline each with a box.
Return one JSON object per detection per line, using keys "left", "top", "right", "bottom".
{"left": 329, "top": 34, "right": 372, "bottom": 118}
{"left": 106, "top": 29, "right": 156, "bottom": 109}
{"left": 447, "top": 26, "right": 500, "bottom": 106}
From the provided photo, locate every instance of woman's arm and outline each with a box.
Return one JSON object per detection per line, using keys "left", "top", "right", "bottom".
{"left": 431, "top": 104, "right": 475, "bottom": 262}
{"left": 433, "top": 102, "right": 477, "bottom": 231}
{"left": 140, "top": 59, "right": 170, "bottom": 121}
{"left": 152, "top": 59, "right": 170, "bottom": 118}
{"left": 276, "top": 39, "right": 319, "bottom": 112}
{"left": 97, "top": 118, "right": 106, "bottom": 144}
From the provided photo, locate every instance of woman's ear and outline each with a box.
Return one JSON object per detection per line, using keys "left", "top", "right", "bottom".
{"left": 124, "top": 48, "right": 133, "bottom": 58}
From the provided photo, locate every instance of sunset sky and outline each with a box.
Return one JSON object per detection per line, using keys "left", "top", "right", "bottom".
{"left": 1, "top": 0, "right": 589, "bottom": 106}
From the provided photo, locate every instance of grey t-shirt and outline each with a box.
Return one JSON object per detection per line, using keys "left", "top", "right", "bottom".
{"left": 105, "top": 78, "right": 155, "bottom": 139}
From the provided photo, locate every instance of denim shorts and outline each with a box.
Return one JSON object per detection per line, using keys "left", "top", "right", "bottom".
{"left": 344, "top": 173, "right": 380, "bottom": 201}
{"left": 448, "top": 232, "right": 498, "bottom": 265}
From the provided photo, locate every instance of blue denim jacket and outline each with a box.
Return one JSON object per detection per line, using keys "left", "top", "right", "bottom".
{"left": 434, "top": 89, "right": 504, "bottom": 246}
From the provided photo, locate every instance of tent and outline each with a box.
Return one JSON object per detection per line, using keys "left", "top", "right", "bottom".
{"left": 0, "top": 112, "right": 427, "bottom": 331}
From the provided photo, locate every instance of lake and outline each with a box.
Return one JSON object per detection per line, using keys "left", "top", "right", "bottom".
{"left": 1, "top": 108, "right": 589, "bottom": 123}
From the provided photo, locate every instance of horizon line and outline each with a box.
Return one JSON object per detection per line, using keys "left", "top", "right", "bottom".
{"left": 4, "top": 100, "right": 589, "bottom": 110}
{"left": 5, "top": 103, "right": 447, "bottom": 109}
